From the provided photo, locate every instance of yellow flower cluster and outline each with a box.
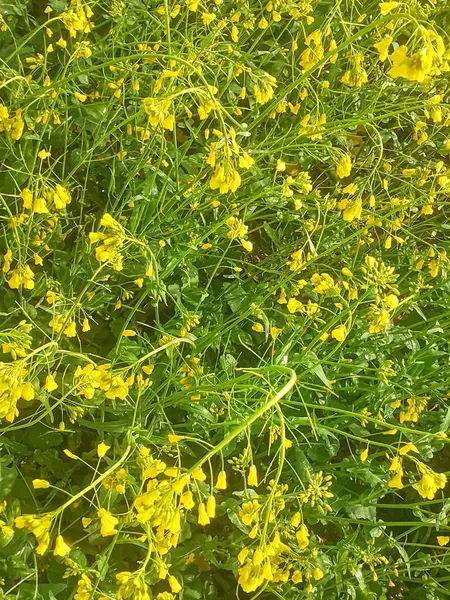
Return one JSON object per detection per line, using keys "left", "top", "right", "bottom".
{"left": 14, "top": 513, "right": 52, "bottom": 555}
{"left": 299, "top": 471, "right": 334, "bottom": 514}
{"left": 0, "top": 104, "right": 24, "bottom": 140}
{"left": 416, "top": 462, "right": 447, "bottom": 500}
{"left": 103, "top": 468, "right": 128, "bottom": 494}
{"left": 19, "top": 184, "right": 71, "bottom": 214}
{"left": 238, "top": 533, "right": 290, "bottom": 592}
{"left": 89, "top": 213, "right": 126, "bottom": 271}
{"left": 341, "top": 52, "right": 368, "bottom": 87}
{"left": 388, "top": 33, "right": 447, "bottom": 83}
{"left": 254, "top": 72, "right": 277, "bottom": 104}
{"left": 367, "top": 294, "right": 399, "bottom": 334}
{"left": 116, "top": 571, "right": 150, "bottom": 600}
{"left": 0, "top": 360, "right": 34, "bottom": 423}
{"left": 73, "top": 363, "right": 132, "bottom": 401}
{"left": 238, "top": 532, "right": 324, "bottom": 593}
{"left": 226, "top": 216, "right": 253, "bottom": 251}
{"left": 133, "top": 478, "right": 185, "bottom": 556}
{"left": 60, "top": 0, "right": 94, "bottom": 38}
{"left": 98, "top": 508, "right": 119, "bottom": 536}
{"left": 143, "top": 97, "right": 174, "bottom": 130}
{"left": 207, "top": 127, "right": 255, "bottom": 194}
{"left": 7, "top": 264, "right": 35, "bottom": 290}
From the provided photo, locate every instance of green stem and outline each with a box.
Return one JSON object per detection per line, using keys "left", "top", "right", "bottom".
{"left": 187, "top": 367, "right": 296, "bottom": 474}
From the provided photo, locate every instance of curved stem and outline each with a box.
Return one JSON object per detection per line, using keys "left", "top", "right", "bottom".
{"left": 187, "top": 367, "right": 296, "bottom": 474}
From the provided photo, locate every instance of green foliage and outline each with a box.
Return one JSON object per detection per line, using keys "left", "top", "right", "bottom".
{"left": 0, "top": 0, "right": 450, "bottom": 599}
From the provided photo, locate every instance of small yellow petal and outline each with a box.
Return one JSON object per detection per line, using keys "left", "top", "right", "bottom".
{"left": 97, "top": 441, "right": 111, "bottom": 458}
{"left": 437, "top": 536, "right": 450, "bottom": 546}
{"left": 32, "top": 479, "right": 50, "bottom": 489}
{"left": 64, "top": 449, "right": 78, "bottom": 460}
{"left": 122, "top": 329, "right": 136, "bottom": 337}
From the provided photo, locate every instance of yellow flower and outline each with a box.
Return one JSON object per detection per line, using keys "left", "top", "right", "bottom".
{"left": 0, "top": 361, "right": 35, "bottom": 422}
{"left": 37, "top": 149, "right": 51, "bottom": 159}
{"left": 2, "top": 249, "right": 12, "bottom": 273}
{"left": 143, "top": 97, "right": 174, "bottom": 130}
{"left": 216, "top": 470, "right": 227, "bottom": 489}
{"left": 64, "top": 321, "right": 77, "bottom": 338}
{"left": 97, "top": 441, "right": 111, "bottom": 458}
{"left": 339, "top": 196, "right": 362, "bottom": 222}
{"left": 313, "top": 567, "right": 324, "bottom": 580}
{"left": 32, "top": 479, "right": 50, "bottom": 489}
{"left": 335, "top": 153, "right": 352, "bottom": 178}
{"left": 398, "top": 443, "right": 418, "bottom": 456}
{"left": 296, "top": 524, "right": 310, "bottom": 549}
{"left": 360, "top": 448, "right": 369, "bottom": 462}
{"left": 53, "top": 534, "right": 71, "bottom": 556}
{"left": 388, "top": 45, "right": 435, "bottom": 83}
{"left": 331, "top": 324, "right": 348, "bottom": 342}
{"left": 82, "top": 318, "right": 90, "bottom": 332}
{"left": 374, "top": 36, "right": 393, "bottom": 62}
{"left": 122, "top": 329, "right": 136, "bottom": 337}
{"left": 168, "top": 433, "right": 183, "bottom": 443}
{"left": 201, "top": 12, "right": 215, "bottom": 25}
{"left": 379, "top": 1, "right": 397, "bottom": 15}
{"left": 192, "top": 467, "right": 206, "bottom": 481}
{"left": 14, "top": 513, "right": 52, "bottom": 555}
{"left": 198, "top": 502, "right": 210, "bottom": 525}
{"left": 180, "top": 490, "right": 195, "bottom": 510}
{"left": 437, "top": 536, "right": 450, "bottom": 546}
{"left": 210, "top": 163, "right": 241, "bottom": 194}
{"left": 206, "top": 495, "right": 216, "bottom": 518}
{"left": 8, "top": 265, "right": 35, "bottom": 290}
{"left": 416, "top": 463, "right": 447, "bottom": 499}
{"left": 254, "top": 74, "right": 277, "bottom": 105}
{"left": 388, "top": 473, "right": 403, "bottom": 489}
{"left": 241, "top": 238, "right": 253, "bottom": 252}
{"left": 53, "top": 184, "right": 71, "bottom": 209}
{"left": 172, "top": 474, "right": 190, "bottom": 494}
{"left": 252, "top": 322, "right": 264, "bottom": 332}
{"left": 270, "top": 326, "right": 282, "bottom": 339}
{"left": 247, "top": 465, "right": 258, "bottom": 487}
{"left": 98, "top": 508, "right": 118, "bottom": 536}
{"left": 60, "top": 1, "right": 93, "bottom": 37}
{"left": 168, "top": 575, "right": 182, "bottom": 593}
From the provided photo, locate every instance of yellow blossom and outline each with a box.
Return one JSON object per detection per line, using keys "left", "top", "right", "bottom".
{"left": 216, "top": 470, "right": 227, "bottom": 489}
{"left": 296, "top": 524, "right": 310, "bottom": 549}
{"left": 360, "top": 448, "right": 369, "bottom": 462}
{"left": 206, "top": 495, "right": 216, "bottom": 518}
{"left": 32, "top": 479, "right": 50, "bottom": 489}
{"left": 416, "top": 463, "right": 447, "bottom": 499}
{"left": 97, "top": 441, "right": 111, "bottom": 457}
{"left": 331, "top": 324, "right": 348, "bottom": 342}
{"left": 168, "top": 575, "right": 182, "bottom": 593}
{"left": 248, "top": 465, "right": 258, "bottom": 487}
{"left": 198, "top": 502, "right": 210, "bottom": 525}
{"left": 53, "top": 534, "right": 71, "bottom": 557}
{"left": 123, "top": 330, "right": 136, "bottom": 337}
{"left": 379, "top": 1, "right": 397, "bottom": 15}
{"left": 335, "top": 154, "right": 352, "bottom": 178}
{"left": 437, "top": 536, "right": 450, "bottom": 546}
{"left": 98, "top": 508, "right": 119, "bottom": 536}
